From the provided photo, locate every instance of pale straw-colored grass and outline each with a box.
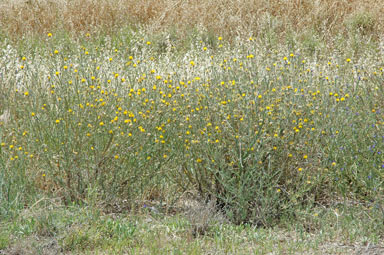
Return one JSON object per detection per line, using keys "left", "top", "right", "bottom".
{"left": 0, "top": 0, "right": 383, "bottom": 39}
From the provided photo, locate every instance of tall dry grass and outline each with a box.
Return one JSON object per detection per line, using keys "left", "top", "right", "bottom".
{"left": 0, "top": 0, "right": 383, "bottom": 39}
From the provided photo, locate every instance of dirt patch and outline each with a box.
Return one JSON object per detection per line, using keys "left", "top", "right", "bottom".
{"left": 2, "top": 237, "right": 61, "bottom": 255}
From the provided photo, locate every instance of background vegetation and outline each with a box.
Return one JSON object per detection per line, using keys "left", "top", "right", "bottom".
{"left": 0, "top": 0, "right": 384, "bottom": 253}
{"left": 1, "top": 0, "right": 384, "bottom": 39}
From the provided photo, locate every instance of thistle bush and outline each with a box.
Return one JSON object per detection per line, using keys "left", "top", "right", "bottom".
{"left": 0, "top": 31, "right": 383, "bottom": 224}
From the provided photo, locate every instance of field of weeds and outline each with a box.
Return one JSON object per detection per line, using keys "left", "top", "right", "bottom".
{"left": 1, "top": 0, "right": 384, "bottom": 254}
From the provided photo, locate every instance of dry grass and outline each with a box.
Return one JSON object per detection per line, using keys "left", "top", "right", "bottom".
{"left": 1, "top": 0, "right": 384, "bottom": 39}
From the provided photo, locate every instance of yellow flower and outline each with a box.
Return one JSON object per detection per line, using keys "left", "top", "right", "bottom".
{"left": 55, "top": 119, "right": 60, "bottom": 124}
{"left": 47, "top": 33, "right": 52, "bottom": 37}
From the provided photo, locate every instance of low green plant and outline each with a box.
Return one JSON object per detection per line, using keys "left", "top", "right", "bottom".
{"left": 347, "top": 11, "right": 376, "bottom": 35}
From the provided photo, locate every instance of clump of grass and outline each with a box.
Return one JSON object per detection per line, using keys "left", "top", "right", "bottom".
{"left": 183, "top": 200, "right": 224, "bottom": 237}
{"left": 347, "top": 11, "right": 377, "bottom": 35}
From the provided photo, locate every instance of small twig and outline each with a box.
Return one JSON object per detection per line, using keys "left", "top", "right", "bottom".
{"left": 28, "top": 197, "right": 49, "bottom": 210}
